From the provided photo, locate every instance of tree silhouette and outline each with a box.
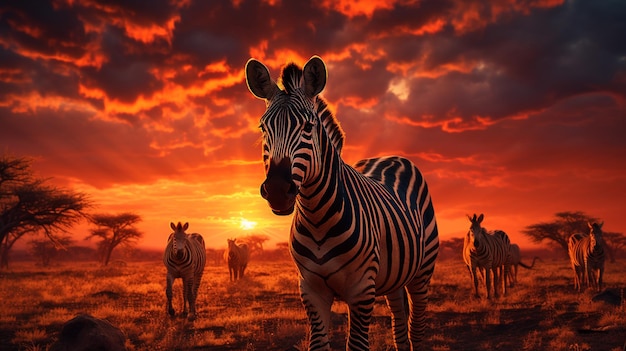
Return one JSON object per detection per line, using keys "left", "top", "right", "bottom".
{"left": 29, "top": 235, "right": 73, "bottom": 266}
{"left": 521, "top": 211, "right": 625, "bottom": 259}
{"left": 239, "top": 234, "right": 270, "bottom": 256}
{"left": 86, "top": 212, "right": 143, "bottom": 266}
{"left": 0, "top": 155, "right": 90, "bottom": 268}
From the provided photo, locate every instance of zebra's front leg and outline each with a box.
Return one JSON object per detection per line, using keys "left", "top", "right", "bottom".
{"left": 346, "top": 290, "right": 375, "bottom": 351}
{"left": 470, "top": 266, "right": 480, "bottom": 298}
{"left": 166, "top": 273, "right": 175, "bottom": 317}
{"left": 485, "top": 267, "right": 493, "bottom": 299}
{"left": 300, "top": 279, "right": 333, "bottom": 351}
{"left": 184, "top": 278, "right": 197, "bottom": 321}
{"left": 181, "top": 277, "right": 190, "bottom": 319}
{"left": 385, "top": 288, "right": 410, "bottom": 351}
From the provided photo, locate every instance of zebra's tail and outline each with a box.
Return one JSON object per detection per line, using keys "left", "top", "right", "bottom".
{"left": 518, "top": 256, "right": 540, "bottom": 269}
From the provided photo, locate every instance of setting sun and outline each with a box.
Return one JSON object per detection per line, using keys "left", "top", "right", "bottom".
{"left": 239, "top": 218, "right": 258, "bottom": 231}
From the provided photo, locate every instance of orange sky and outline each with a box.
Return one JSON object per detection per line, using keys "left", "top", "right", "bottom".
{"left": 1, "top": 0, "right": 625, "bottom": 251}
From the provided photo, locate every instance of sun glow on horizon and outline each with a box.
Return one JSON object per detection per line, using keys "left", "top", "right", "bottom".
{"left": 239, "top": 217, "right": 258, "bottom": 231}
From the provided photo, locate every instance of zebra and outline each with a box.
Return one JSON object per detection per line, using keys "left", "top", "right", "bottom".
{"left": 568, "top": 222, "right": 606, "bottom": 292}
{"left": 225, "top": 238, "right": 250, "bottom": 281}
{"left": 163, "top": 221, "right": 206, "bottom": 321}
{"left": 245, "top": 56, "right": 439, "bottom": 351}
{"left": 463, "top": 214, "right": 511, "bottom": 299}
{"left": 506, "top": 243, "right": 538, "bottom": 288}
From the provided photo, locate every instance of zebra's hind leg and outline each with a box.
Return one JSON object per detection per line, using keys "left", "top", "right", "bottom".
{"left": 385, "top": 288, "right": 411, "bottom": 351}
{"left": 300, "top": 279, "right": 333, "bottom": 351}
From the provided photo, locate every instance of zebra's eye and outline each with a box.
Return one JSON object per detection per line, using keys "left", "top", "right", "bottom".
{"left": 303, "top": 121, "right": 314, "bottom": 133}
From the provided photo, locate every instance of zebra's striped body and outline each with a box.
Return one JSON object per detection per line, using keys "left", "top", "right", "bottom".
{"left": 226, "top": 239, "right": 249, "bottom": 281}
{"left": 463, "top": 214, "right": 511, "bottom": 299}
{"left": 568, "top": 222, "right": 605, "bottom": 292}
{"left": 506, "top": 243, "right": 537, "bottom": 287}
{"left": 246, "top": 56, "right": 438, "bottom": 351}
{"left": 163, "top": 222, "right": 206, "bottom": 321}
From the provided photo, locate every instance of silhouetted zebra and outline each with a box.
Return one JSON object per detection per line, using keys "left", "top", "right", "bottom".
{"left": 246, "top": 56, "right": 439, "bottom": 351}
{"left": 463, "top": 214, "right": 511, "bottom": 299}
{"left": 163, "top": 222, "right": 206, "bottom": 321}
{"left": 506, "top": 243, "right": 538, "bottom": 287}
{"left": 568, "top": 222, "right": 606, "bottom": 292}
{"left": 225, "top": 238, "right": 249, "bottom": 281}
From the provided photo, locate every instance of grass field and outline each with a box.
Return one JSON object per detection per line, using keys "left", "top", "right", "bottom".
{"left": 0, "top": 257, "right": 624, "bottom": 350}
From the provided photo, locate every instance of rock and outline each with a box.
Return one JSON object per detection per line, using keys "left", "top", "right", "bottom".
{"left": 591, "top": 288, "right": 623, "bottom": 306}
{"left": 50, "top": 314, "right": 126, "bottom": 351}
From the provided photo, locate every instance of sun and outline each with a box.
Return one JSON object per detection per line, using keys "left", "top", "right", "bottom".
{"left": 239, "top": 218, "right": 257, "bottom": 231}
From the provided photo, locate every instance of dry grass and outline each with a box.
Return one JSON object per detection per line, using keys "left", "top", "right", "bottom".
{"left": 0, "top": 258, "right": 624, "bottom": 350}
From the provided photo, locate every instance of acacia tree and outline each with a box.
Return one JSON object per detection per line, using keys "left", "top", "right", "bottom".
{"left": 0, "top": 155, "right": 90, "bottom": 268}
{"left": 87, "top": 212, "right": 143, "bottom": 266}
{"left": 521, "top": 211, "right": 624, "bottom": 259}
{"left": 239, "top": 234, "right": 270, "bottom": 257}
{"left": 29, "top": 235, "right": 73, "bottom": 266}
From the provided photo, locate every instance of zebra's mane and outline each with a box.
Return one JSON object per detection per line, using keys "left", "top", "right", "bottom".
{"left": 280, "top": 62, "right": 345, "bottom": 154}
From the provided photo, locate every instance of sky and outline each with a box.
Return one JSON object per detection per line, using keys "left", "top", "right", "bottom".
{"left": 1, "top": 0, "right": 625, "bottom": 251}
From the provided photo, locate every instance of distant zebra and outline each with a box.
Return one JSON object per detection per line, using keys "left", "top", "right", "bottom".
{"left": 506, "top": 243, "right": 538, "bottom": 287}
{"left": 225, "top": 238, "right": 249, "bottom": 281}
{"left": 568, "top": 222, "right": 606, "bottom": 292}
{"left": 163, "top": 222, "right": 206, "bottom": 321}
{"left": 463, "top": 214, "right": 511, "bottom": 299}
{"left": 246, "top": 56, "right": 439, "bottom": 350}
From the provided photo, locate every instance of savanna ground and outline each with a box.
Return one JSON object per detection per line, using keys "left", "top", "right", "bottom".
{"left": 0, "top": 256, "right": 625, "bottom": 351}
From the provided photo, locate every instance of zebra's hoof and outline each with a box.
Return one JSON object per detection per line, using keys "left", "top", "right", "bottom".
{"left": 187, "top": 314, "right": 196, "bottom": 322}
{"left": 168, "top": 309, "right": 175, "bottom": 317}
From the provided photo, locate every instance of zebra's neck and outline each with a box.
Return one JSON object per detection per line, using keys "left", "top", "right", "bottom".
{"left": 294, "top": 136, "right": 351, "bottom": 245}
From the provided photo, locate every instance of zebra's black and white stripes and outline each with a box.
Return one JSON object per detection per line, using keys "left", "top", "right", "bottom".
{"left": 246, "top": 56, "right": 439, "bottom": 351}
{"left": 163, "top": 221, "right": 206, "bottom": 321}
{"left": 568, "top": 222, "right": 606, "bottom": 292}
{"left": 463, "top": 214, "right": 511, "bottom": 299}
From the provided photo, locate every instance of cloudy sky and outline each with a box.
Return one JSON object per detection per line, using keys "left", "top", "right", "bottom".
{"left": 1, "top": 0, "right": 624, "bottom": 250}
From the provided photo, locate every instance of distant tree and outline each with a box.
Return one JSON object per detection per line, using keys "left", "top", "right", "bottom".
{"left": 521, "top": 211, "right": 624, "bottom": 258}
{"left": 239, "top": 234, "right": 270, "bottom": 256}
{"left": 86, "top": 212, "right": 143, "bottom": 266}
{"left": 438, "top": 237, "right": 466, "bottom": 260}
{"left": 29, "top": 235, "right": 73, "bottom": 266}
{"left": 0, "top": 155, "right": 90, "bottom": 268}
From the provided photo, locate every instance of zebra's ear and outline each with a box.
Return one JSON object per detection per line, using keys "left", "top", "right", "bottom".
{"left": 170, "top": 222, "right": 176, "bottom": 231}
{"left": 303, "top": 56, "right": 327, "bottom": 98}
{"left": 477, "top": 214, "right": 484, "bottom": 223}
{"left": 183, "top": 222, "right": 189, "bottom": 231}
{"left": 246, "top": 59, "right": 279, "bottom": 100}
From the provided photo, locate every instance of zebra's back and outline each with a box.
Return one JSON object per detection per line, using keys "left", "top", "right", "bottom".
{"left": 353, "top": 156, "right": 439, "bottom": 295}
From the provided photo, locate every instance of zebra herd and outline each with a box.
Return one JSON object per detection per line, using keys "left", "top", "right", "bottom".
{"left": 161, "top": 56, "right": 609, "bottom": 350}
{"left": 462, "top": 214, "right": 539, "bottom": 299}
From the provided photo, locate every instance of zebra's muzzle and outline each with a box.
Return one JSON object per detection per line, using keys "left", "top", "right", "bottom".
{"left": 260, "top": 157, "right": 298, "bottom": 216}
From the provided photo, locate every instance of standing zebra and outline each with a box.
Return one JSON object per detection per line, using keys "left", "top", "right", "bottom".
{"left": 506, "top": 243, "right": 538, "bottom": 288}
{"left": 163, "top": 222, "right": 206, "bottom": 321}
{"left": 245, "top": 56, "right": 439, "bottom": 351}
{"left": 463, "top": 214, "right": 511, "bottom": 299}
{"left": 225, "top": 238, "right": 250, "bottom": 281}
{"left": 568, "top": 222, "right": 606, "bottom": 292}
